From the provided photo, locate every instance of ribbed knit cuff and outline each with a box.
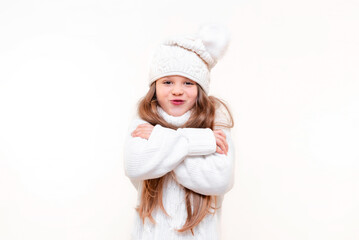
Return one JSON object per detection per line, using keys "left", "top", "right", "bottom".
{"left": 177, "top": 128, "right": 216, "bottom": 156}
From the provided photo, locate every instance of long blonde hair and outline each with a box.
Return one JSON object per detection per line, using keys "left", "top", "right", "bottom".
{"left": 136, "top": 82, "right": 234, "bottom": 235}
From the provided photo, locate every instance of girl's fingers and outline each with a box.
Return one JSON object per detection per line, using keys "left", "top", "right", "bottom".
{"left": 220, "top": 134, "right": 228, "bottom": 154}
{"left": 223, "top": 138, "right": 228, "bottom": 154}
{"left": 214, "top": 129, "right": 226, "bottom": 139}
{"left": 132, "top": 124, "right": 153, "bottom": 132}
{"left": 131, "top": 123, "right": 154, "bottom": 139}
{"left": 219, "top": 139, "right": 228, "bottom": 155}
{"left": 215, "top": 139, "right": 225, "bottom": 154}
{"left": 214, "top": 132, "right": 228, "bottom": 155}
{"left": 218, "top": 141, "right": 227, "bottom": 155}
{"left": 214, "top": 132, "right": 225, "bottom": 141}
{"left": 132, "top": 132, "right": 150, "bottom": 139}
{"left": 132, "top": 130, "right": 151, "bottom": 137}
{"left": 216, "top": 145, "right": 224, "bottom": 154}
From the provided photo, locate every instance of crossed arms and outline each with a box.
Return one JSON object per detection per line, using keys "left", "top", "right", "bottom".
{"left": 123, "top": 118, "right": 235, "bottom": 196}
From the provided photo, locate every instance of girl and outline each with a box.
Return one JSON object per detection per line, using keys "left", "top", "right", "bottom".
{"left": 124, "top": 23, "right": 235, "bottom": 240}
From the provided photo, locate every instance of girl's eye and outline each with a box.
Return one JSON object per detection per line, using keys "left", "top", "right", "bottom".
{"left": 163, "top": 81, "right": 172, "bottom": 84}
{"left": 185, "top": 82, "right": 194, "bottom": 85}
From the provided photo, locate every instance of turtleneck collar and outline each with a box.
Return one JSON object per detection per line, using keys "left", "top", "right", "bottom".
{"left": 157, "top": 105, "right": 192, "bottom": 127}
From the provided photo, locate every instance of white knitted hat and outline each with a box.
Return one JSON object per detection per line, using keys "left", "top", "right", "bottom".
{"left": 148, "top": 23, "right": 231, "bottom": 94}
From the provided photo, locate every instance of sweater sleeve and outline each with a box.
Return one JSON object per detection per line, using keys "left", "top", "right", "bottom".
{"left": 172, "top": 127, "right": 235, "bottom": 196}
{"left": 123, "top": 118, "right": 217, "bottom": 182}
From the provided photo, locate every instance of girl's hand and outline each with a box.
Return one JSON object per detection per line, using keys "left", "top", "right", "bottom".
{"left": 131, "top": 123, "right": 154, "bottom": 140}
{"left": 213, "top": 129, "right": 228, "bottom": 155}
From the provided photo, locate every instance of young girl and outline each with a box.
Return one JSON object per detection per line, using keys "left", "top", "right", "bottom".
{"left": 124, "top": 23, "right": 235, "bottom": 240}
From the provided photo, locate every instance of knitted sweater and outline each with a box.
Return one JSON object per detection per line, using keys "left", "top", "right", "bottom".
{"left": 123, "top": 105, "right": 235, "bottom": 240}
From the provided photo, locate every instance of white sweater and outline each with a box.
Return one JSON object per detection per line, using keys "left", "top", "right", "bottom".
{"left": 123, "top": 105, "right": 235, "bottom": 240}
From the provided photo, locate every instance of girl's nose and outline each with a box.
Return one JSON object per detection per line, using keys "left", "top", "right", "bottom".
{"left": 172, "top": 84, "right": 184, "bottom": 95}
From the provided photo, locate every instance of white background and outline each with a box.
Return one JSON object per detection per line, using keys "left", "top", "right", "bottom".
{"left": 0, "top": 0, "right": 358, "bottom": 239}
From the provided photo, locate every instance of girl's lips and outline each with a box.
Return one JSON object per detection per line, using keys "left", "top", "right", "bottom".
{"left": 170, "top": 100, "right": 185, "bottom": 105}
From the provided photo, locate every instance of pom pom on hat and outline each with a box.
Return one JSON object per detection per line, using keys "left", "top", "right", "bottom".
{"left": 148, "top": 23, "right": 231, "bottom": 94}
{"left": 195, "top": 23, "right": 231, "bottom": 63}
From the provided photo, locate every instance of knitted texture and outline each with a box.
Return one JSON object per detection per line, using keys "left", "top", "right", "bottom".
{"left": 148, "top": 43, "right": 210, "bottom": 93}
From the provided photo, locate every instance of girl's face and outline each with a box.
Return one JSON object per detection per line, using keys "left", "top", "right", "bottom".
{"left": 155, "top": 75, "right": 198, "bottom": 117}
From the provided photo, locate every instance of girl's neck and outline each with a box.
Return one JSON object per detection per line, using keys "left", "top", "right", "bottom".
{"left": 157, "top": 105, "right": 192, "bottom": 127}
